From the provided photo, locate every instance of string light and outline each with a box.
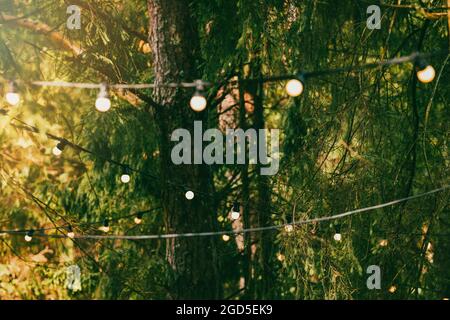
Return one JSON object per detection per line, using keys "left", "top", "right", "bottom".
{"left": 52, "top": 140, "right": 67, "bottom": 156}
{"left": 134, "top": 212, "right": 143, "bottom": 225}
{"left": 99, "top": 219, "right": 110, "bottom": 233}
{"left": 0, "top": 186, "right": 446, "bottom": 241}
{"left": 388, "top": 285, "right": 397, "bottom": 293}
{"left": 222, "top": 234, "right": 230, "bottom": 242}
{"left": 416, "top": 59, "right": 435, "bottom": 83}
{"left": 24, "top": 230, "right": 34, "bottom": 242}
{"left": 185, "top": 191, "right": 195, "bottom": 200}
{"left": 95, "top": 83, "right": 111, "bottom": 112}
{"left": 189, "top": 80, "right": 207, "bottom": 112}
{"left": 333, "top": 224, "right": 342, "bottom": 241}
{"left": 285, "top": 224, "right": 294, "bottom": 233}
{"left": 231, "top": 202, "right": 240, "bottom": 220}
{"left": 5, "top": 81, "right": 20, "bottom": 106}
{"left": 285, "top": 74, "right": 305, "bottom": 97}
{"left": 67, "top": 225, "right": 75, "bottom": 239}
{"left": 120, "top": 166, "right": 131, "bottom": 184}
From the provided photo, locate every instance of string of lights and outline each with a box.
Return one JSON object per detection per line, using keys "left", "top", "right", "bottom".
{"left": 2, "top": 51, "right": 447, "bottom": 112}
{"left": 0, "top": 185, "right": 447, "bottom": 242}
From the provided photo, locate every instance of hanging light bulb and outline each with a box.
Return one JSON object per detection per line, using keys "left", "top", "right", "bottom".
{"left": 67, "top": 225, "right": 75, "bottom": 239}
{"left": 285, "top": 74, "right": 305, "bottom": 97}
{"left": 285, "top": 224, "right": 294, "bottom": 233}
{"left": 24, "top": 230, "right": 34, "bottom": 242}
{"left": 99, "top": 219, "right": 110, "bottom": 233}
{"left": 95, "top": 83, "right": 111, "bottom": 112}
{"left": 185, "top": 190, "right": 195, "bottom": 200}
{"left": 416, "top": 59, "right": 435, "bottom": 84}
{"left": 52, "top": 140, "right": 67, "bottom": 156}
{"left": 134, "top": 212, "right": 143, "bottom": 225}
{"left": 231, "top": 202, "right": 240, "bottom": 220}
{"left": 189, "top": 80, "right": 207, "bottom": 112}
{"left": 333, "top": 224, "right": 342, "bottom": 241}
{"left": 5, "top": 81, "right": 20, "bottom": 106}
{"left": 222, "top": 234, "right": 230, "bottom": 242}
{"left": 120, "top": 166, "right": 131, "bottom": 184}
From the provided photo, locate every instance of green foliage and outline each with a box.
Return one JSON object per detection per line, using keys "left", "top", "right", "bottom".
{"left": 0, "top": 0, "right": 449, "bottom": 300}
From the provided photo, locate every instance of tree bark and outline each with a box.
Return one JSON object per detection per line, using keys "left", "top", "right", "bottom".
{"left": 147, "top": 0, "right": 222, "bottom": 299}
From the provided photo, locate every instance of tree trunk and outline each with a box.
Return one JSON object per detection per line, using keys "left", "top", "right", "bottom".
{"left": 147, "top": 0, "right": 222, "bottom": 299}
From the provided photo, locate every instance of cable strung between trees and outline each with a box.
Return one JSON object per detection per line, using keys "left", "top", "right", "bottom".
{"left": 1, "top": 185, "right": 447, "bottom": 241}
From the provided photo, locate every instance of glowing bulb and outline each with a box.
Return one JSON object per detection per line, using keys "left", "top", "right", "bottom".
{"left": 222, "top": 234, "right": 230, "bottom": 242}
{"left": 231, "top": 202, "right": 240, "bottom": 220}
{"left": 231, "top": 210, "right": 240, "bottom": 220}
{"left": 52, "top": 141, "right": 66, "bottom": 156}
{"left": 66, "top": 225, "right": 75, "bottom": 239}
{"left": 99, "top": 225, "right": 110, "bottom": 233}
{"left": 99, "top": 219, "right": 110, "bottom": 233}
{"left": 95, "top": 84, "right": 111, "bottom": 112}
{"left": 120, "top": 174, "right": 131, "bottom": 184}
{"left": 190, "top": 80, "right": 207, "bottom": 112}
{"left": 134, "top": 213, "right": 143, "bottom": 225}
{"left": 52, "top": 146, "right": 62, "bottom": 156}
{"left": 95, "top": 97, "right": 111, "bottom": 112}
{"left": 333, "top": 233, "right": 342, "bottom": 241}
{"left": 379, "top": 239, "right": 388, "bottom": 247}
{"left": 6, "top": 92, "right": 20, "bottom": 106}
{"left": 416, "top": 65, "right": 435, "bottom": 83}
{"left": 185, "top": 191, "right": 195, "bottom": 200}
{"left": 24, "top": 231, "right": 33, "bottom": 242}
{"left": 285, "top": 225, "right": 294, "bottom": 233}
{"left": 285, "top": 79, "right": 304, "bottom": 97}
{"left": 388, "top": 285, "right": 397, "bottom": 293}
{"left": 190, "top": 94, "right": 207, "bottom": 112}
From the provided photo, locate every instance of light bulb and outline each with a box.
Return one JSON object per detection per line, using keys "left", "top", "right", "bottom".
{"left": 190, "top": 94, "right": 207, "bottom": 112}
{"left": 285, "top": 79, "right": 304, "bottom": 97}
{"left": 99, "top": 219, "right": 110, "bottom": 233}
{"left": 134, "top": 213, "right": 143, "bottom": 225}
{"left": 67, "top": 225, "right": 75, "bottom": 239}
{"left": 6, "top": 92, "right": 20, "bottom": 106}
{"left": 185, "top": 191, "right": 195, "bottom": 200}
{"left": 416, "top": 65, "right": 435, "bottom": 84}
{"left": 222, "top": 234, "right": 230, "bottom": 242}
{"left": 388, "top": 285, "right": 397, "bottom": 293}
{"left": 99, "top": 225, "right": 110, "bottom": 233}
{"left": 333, "top": 233, "right": 342, "bottom": 241}
{"left": 95, "top": 97, "right": 111, "bottom": 112}
{"left": 231, "top": 201, "right": 240, "bottom": 220}
{"left": 95, "top": 84, "right": 111, "bottom": 112}
{"left": 285, "top": 225, "right": 294, "bottom": 233}
{"left": 231, "top": 210, "right": 240, "bottom": 220}
{"left": 120, "top": 174, "right": 131, "bottom": 184}
{"left": 52, "top": 141, "right": 66, "bottom": 156}
{"left": 52, "top": 146, "right": 62, "bottom": 156}
{"left": 24, "top": 231, "right": 33, "bottom": 242}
